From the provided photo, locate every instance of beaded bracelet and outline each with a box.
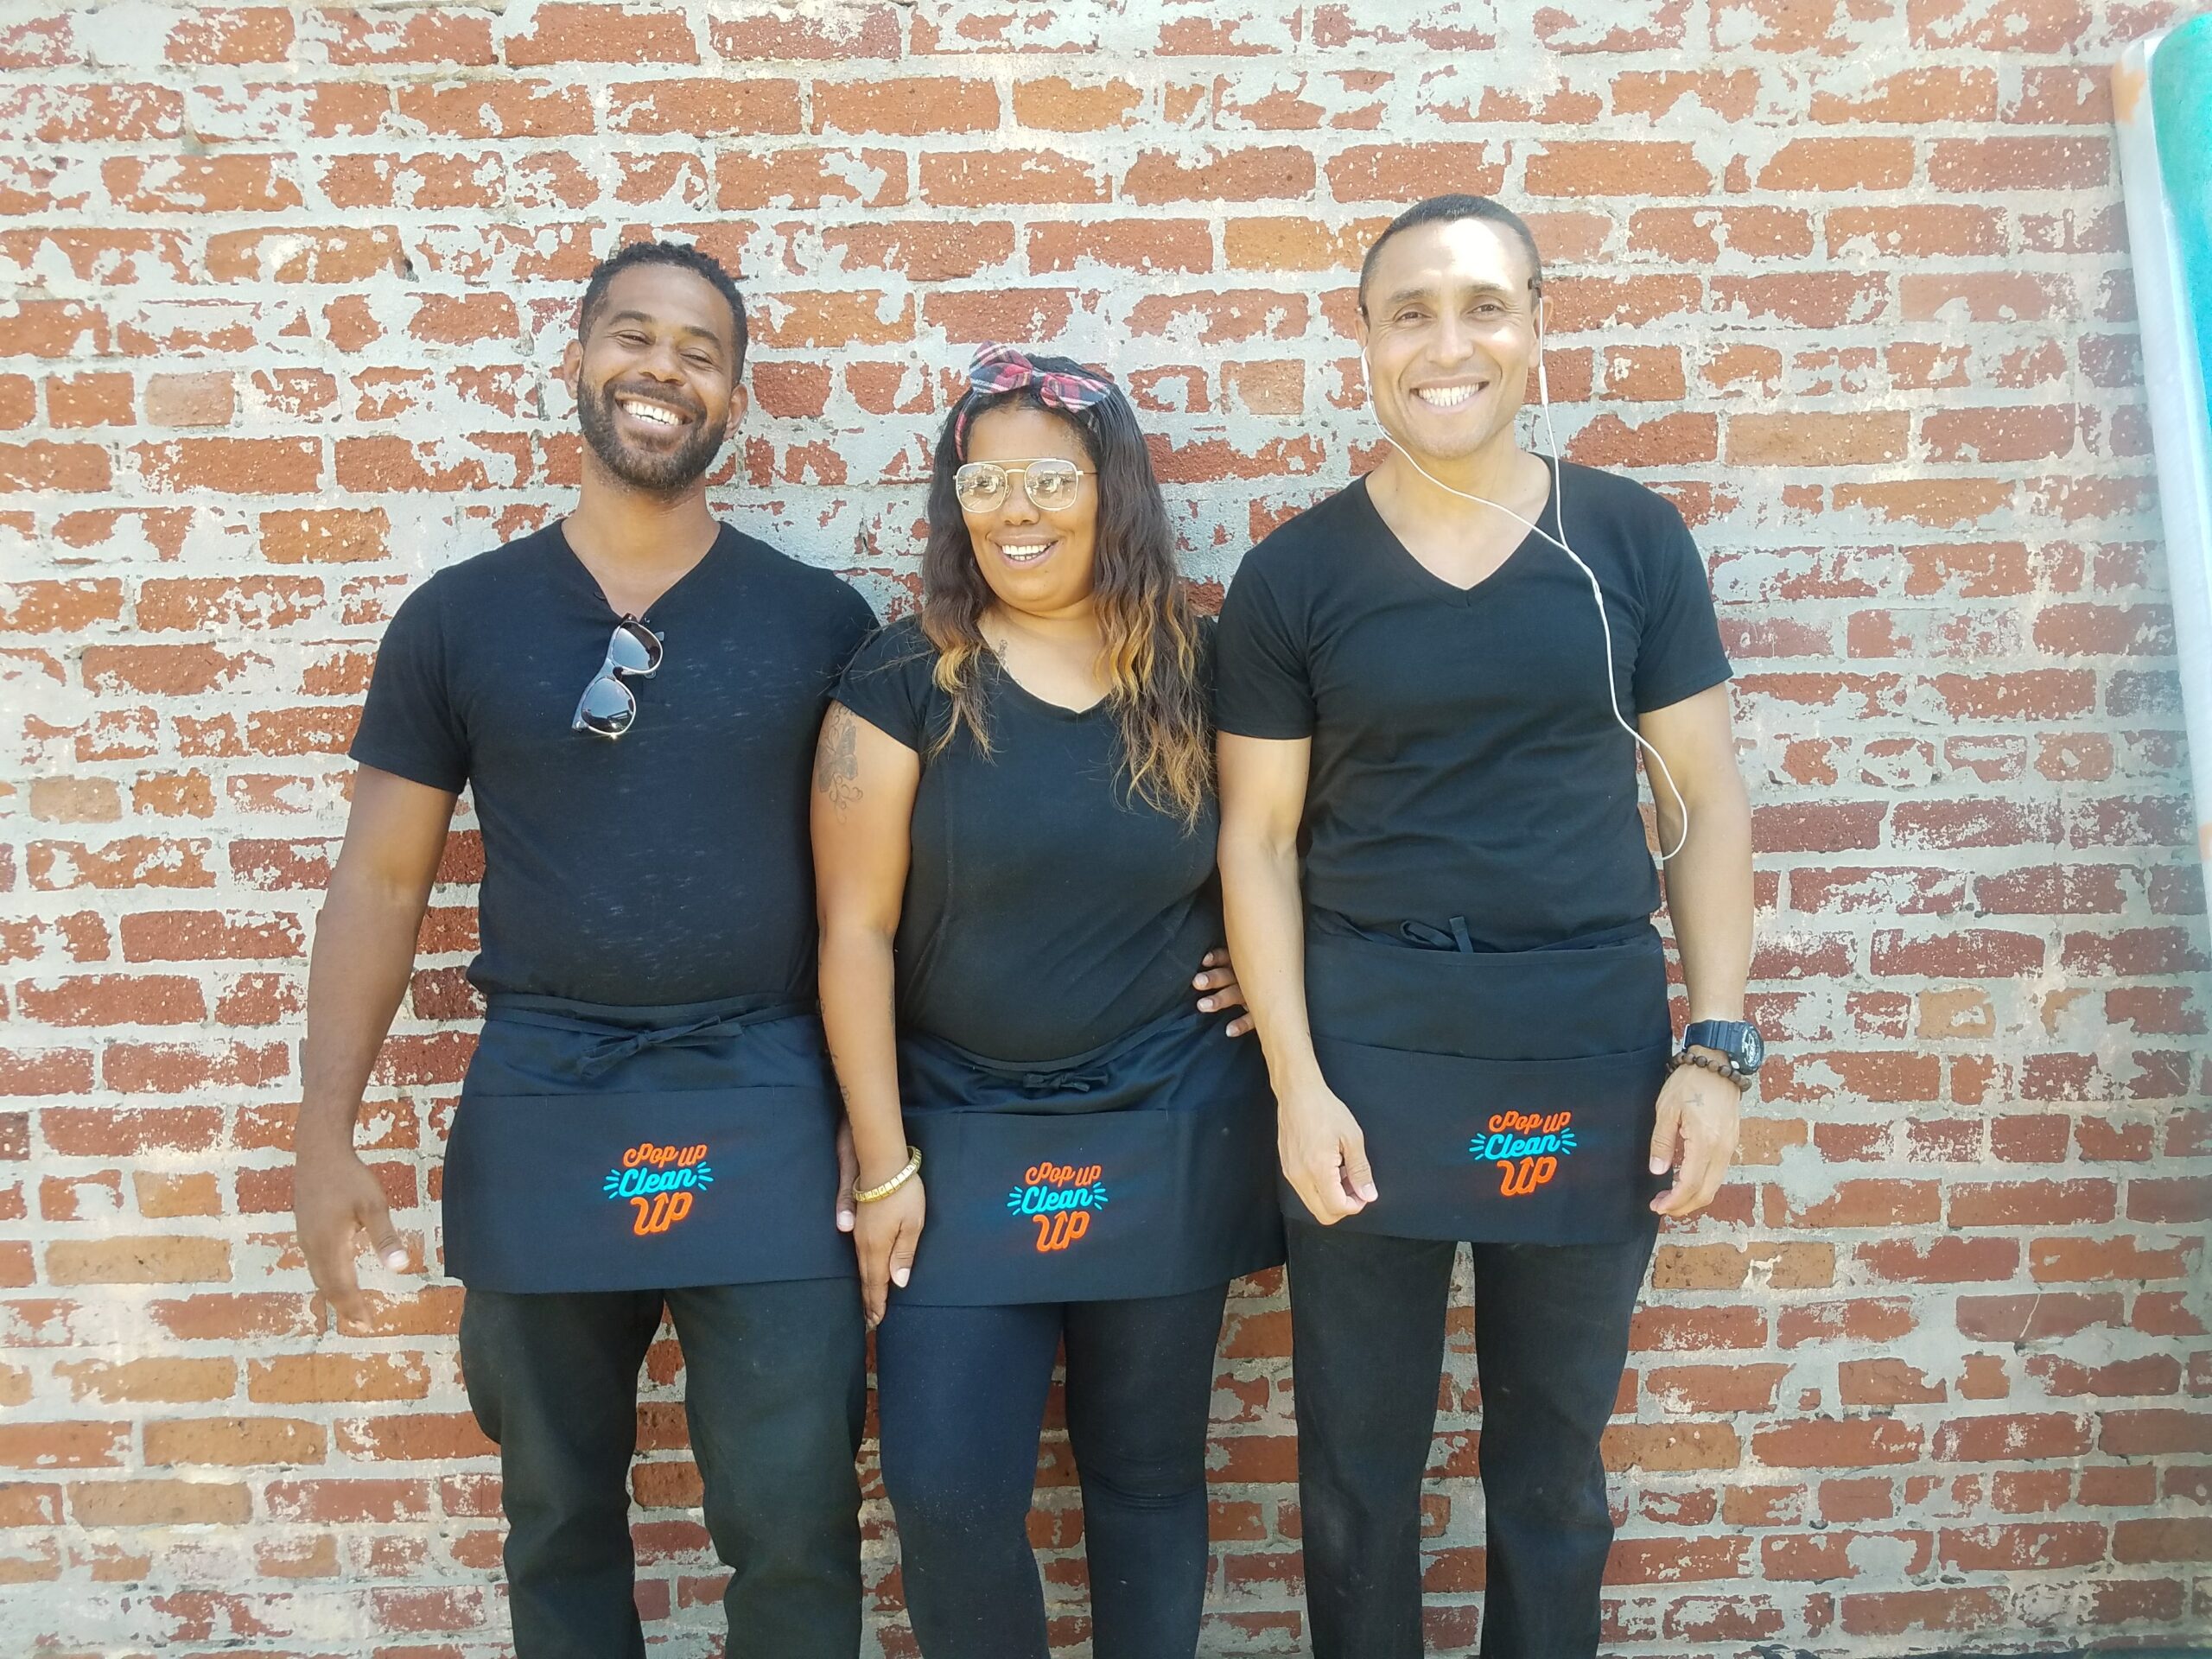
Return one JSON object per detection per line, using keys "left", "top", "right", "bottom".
{"left": 1668, "top": 1049, "right": 1748, "bottom": 1090}
{"left": 854, "top": 1146, "right": 923, "bottom": 1204}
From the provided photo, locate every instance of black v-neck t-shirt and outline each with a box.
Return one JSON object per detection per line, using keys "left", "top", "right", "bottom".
{"left": 833, "top": 616, "right": 1220, "bottom": 1063}
{"left": 350, "top": 522, "right": 877, "bottom": 1004}
{"left": 1213, "top": 461, "right": 1731, "bottom": 950}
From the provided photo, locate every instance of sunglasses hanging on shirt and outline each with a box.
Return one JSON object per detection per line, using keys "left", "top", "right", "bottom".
{"left": 572, "top": 616, "right": 664, "bottom": 740}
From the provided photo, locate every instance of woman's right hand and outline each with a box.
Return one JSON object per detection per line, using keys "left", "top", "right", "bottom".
{"left": 854, "top": 1173, "right": 926, "bottom": 1326}
{"left": 1278, "top": 1077, "right": 1377, "bottom": 1225}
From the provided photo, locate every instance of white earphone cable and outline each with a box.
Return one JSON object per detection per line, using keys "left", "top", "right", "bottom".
{"left": 1363, "top": 341, "right": 1691, "bottom": 862}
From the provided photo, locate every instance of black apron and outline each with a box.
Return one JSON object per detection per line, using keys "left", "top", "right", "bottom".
{"left": 1301, "top": 913, "right": 1673, "bottom": 1243}
{"left": 892, "top": 1007, "right": 1285, "bottom": 1306}
{"left": 443, "top": 992, "right": 855, "bottom": 1293}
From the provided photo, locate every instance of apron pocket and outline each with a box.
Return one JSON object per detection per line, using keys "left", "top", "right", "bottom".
{"left": 1306, "top": 1037, "right": 1671, "bottom": 1245}
{"left": 443, "top": 1086, "right": 853, "bottom": 1293}
{"left": 1305, "top": 924, "right": 1668, "bottom": 1059}
{"left": 899, "top": 1090, "right": 1281, "bottom": 1306}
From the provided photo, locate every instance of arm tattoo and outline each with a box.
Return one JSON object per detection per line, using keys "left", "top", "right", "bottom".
{"left": 815, "top": 704, "right": 863, "bottom": 820}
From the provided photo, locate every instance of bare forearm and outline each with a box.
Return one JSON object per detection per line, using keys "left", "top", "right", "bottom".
{"left": 1219, "top": 835, "right": 1325, "bottom": 1093}
{"left": 299, "top": 873, "right": 430, "bottom": 1153}
{"left": 1661, "top": 788, "right": 1752, "bottom": 1024}
{"left": 818, "top": 923, "right": 907, "bottom": 1181}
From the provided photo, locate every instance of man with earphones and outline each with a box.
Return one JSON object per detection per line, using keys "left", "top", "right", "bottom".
{"left": 1215, "top": 194, "right": 1757, "bottom": 1658}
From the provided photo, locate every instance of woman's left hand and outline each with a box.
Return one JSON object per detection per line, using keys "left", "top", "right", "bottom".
{"left": 1194, "top": 947, "right": 1255, "bottom": 1038}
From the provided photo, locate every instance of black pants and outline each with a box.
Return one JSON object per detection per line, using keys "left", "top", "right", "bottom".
{"left": 874, "top": 1282, "right": 1230, "bottom": 1659}
{"left": 458, "top": 1279, "right": 867, "bottom": 1659}
{"left": 1287, "top": 1218, "right": 1658, "bottom": 1659}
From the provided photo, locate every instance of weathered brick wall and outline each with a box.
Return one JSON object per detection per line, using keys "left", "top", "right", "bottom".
{"left": 5, "top": 0, "right": 2210, "bottom": 1652}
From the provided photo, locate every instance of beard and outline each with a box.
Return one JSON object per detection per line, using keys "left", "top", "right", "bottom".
{"left": 577, "top": 377, "right": 728, "bottom": 493}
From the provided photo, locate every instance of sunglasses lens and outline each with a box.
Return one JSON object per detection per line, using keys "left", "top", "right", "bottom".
{"left": 1027, "top": 461, "right": 1080, "bottom": 508}
{"left": 575, "top": 676, "right": 635, "bottom": 735}
{"left": 954, "top": 464, "right": 1004, "bottom": 511}
{"left": 608, "top": 622, "right": 661, "bottom": 673}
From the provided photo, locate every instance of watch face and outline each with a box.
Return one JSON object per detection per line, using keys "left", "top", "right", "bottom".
{"left": 1740, "top": 1027, "right": 1765, "bottom": 1071}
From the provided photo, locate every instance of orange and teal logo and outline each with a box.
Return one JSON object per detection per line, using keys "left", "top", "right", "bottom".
{"left": 1007, "top": 1160, "right": 1109, "bottom": 1253}
{"left": 604, "top": 1140, "right": 714, "bottom": 1236}
{"left": 1472, "top": 1111, "right": 1576, "bottom": 1198}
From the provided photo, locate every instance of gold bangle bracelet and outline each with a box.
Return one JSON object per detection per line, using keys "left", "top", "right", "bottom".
{"left": 854, "top": 1146, "right": 922, "bottom": 1205}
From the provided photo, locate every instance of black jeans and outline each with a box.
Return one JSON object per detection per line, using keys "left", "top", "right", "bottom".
{"left": 458, "top": 1278, "right": 867, "bottom": 1659}
{"left": 874, "top": 1282, "right": 1230, "bottom": 1659}
{"left": 1287, "top": 1219, "right": 1658, "bottom": 1659}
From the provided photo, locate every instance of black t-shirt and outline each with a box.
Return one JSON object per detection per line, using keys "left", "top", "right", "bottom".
{"left": 832, "top": 615, "right": 1220, "bottom": 1063}
{"left": 351, "top": 521, "right": 876, "bottom": 1005}
{"left": 1213, "top": 460, "right": 1731, "bottom": 950}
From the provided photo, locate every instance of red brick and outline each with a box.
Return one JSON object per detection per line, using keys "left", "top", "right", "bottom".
{"left": 47, "top": 1236, "right": 229, "bottom": 1285}
{"left": 143, "top": 372, "right": 233, "bottom": 429}
{"left": 1325, "top": 143, "right": 1503, "bottom": 201}
{"left": 1726, "top": 412, "right": 1908, "bottom": 467}
{"left": 1930, "top": 136, "right": 2109, "bottom": 192}
{"left": 1529, "top": 141, "right": 1713, "bottom": 197}
{"left": 2113, "top": 1517, "right": 2212, "bottom": 1564}
{"left": 1012, "top": 75, "right": 1144, "bottom": 131}
{"left": 0, "top": 442, "right": 112, "bottom": 494}
{"left": 1855, "top": 1236, "right": 2018, "bottom": 1285}
{"left": 1908, "top": 0, "right": 2092, "bottom": 52}
{"left": 144, "top": 1416, "right": 322, "bottom": 1467}
{"left": 69, "top": 1480, "right": 251, "bottom": 1528}
{"left": 1029, "top": 221, "right": 1212, "bottom": 276}
{"left": 1125, "top": 146, "right": 1316, "bottom": 204}
{"left": 15, "top": 976, "right": 206, "bottom": 1027}
{"left": 1759, "top": 138, "right": 1916, "bottom": 192}
{"left": 504, "top": 3, "right": 696, "bottom": 65}
{"left": 1753, "top": 1419, "right": 1923, "bottom": 1469}
{"left": 715, "top": 149, "right": 908, "bottom": 211}
{"left": 815, "top": 74, "right": 997, "bottom": 135}
{"left": 105, "top": 155, "right": 302, "bottom": 213}
{"left": 1957, "top": 1292, "right": 2125, "bottom": 1342}
{"left": 393, "top": 80, "right": 593, "bottom": 139}
{"left": 709, "top": 6, "right": 903, "bottom": 60}
{"left": 134, "top": 438, "right": 321, "bottom": 495}
{"left": 204, "top": 226, "right": 406, "bottom": 284}
{"left": 607, "top": 78, "right": 803, "bottom": 136}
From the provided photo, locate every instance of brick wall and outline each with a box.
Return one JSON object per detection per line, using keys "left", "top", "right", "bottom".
{"left": 4, "top": 1, "right": 2210, "bottom": 1653}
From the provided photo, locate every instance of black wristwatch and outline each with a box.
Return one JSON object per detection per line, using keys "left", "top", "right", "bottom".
{"left": 1679, "top": 1020, "right": 1764, "bottom": 1081}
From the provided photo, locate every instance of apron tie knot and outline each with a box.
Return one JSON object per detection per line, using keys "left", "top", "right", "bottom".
{"left": 1400, "top": 916, "right": 1477, "bottom": 954}
{"left": 1017, "top": 1067, "right": 1111, "bottom": 1096}
{"left": 571, "top": 1012, "right": 741, "bottom": 1080}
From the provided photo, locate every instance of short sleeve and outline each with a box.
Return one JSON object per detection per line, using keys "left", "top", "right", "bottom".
{"left": 830, "top": 581, "right": 879, "bottom": 671}
{"left": 833, "top": 621, "right": 937, "bottom": 753}
{"left": 1212, "top": 556, "right": 1315, "bottom": 740}
{"left": 1630, "top": 506, "right": 1732, "bottom": 715}
{"left": 349, "top": 578, "right": 469, "bottom": 792}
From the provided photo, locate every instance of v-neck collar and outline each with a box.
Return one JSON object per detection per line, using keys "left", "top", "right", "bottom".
{"left": 1357, "top": 455, "right": 1558, "bottom": 605}
{"left": 555, "top": 519, "right": 731, "bottom": 624}
{"left": 982, "top": 642, "right": 1109, "bottom": 720}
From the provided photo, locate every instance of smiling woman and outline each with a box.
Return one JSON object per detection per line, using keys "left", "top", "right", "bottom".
{"left": 810, "top": 344, "right": 1281, "bottom": 1659}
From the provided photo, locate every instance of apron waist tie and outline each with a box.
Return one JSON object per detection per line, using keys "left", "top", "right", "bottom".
{"left": 482, "top": 995, "right": 813, "bottom": 1083}
{"left": 1017, "top": 1067, "right": 1112, "bottom": 1096}
{"left": 1401, "top": 916, "right": 1477, "bottom": 953}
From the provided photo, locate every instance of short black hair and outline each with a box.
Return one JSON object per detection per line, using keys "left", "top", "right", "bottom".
{"left": 1358, "top": 195, "right": 1542, "bottom": 315}
{"left": 577, "top": 239, "right": 748, "bottom": 376}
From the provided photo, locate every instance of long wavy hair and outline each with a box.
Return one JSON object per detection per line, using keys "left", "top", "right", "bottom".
{"left": 919, "top": 358, "right": 1211, "bottom": 827}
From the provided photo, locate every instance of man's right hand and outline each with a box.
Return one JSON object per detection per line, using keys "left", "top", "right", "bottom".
{"left": 1279, "top": 1078, "right": 1378, "bottom": 1224}
{"left": 295, "top": 1137, "right": 408, "bottom": 1334}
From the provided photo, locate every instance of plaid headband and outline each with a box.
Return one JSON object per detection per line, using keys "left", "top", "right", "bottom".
{"left": 952, "top": 344, "right": 1117, "bottom": 455}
